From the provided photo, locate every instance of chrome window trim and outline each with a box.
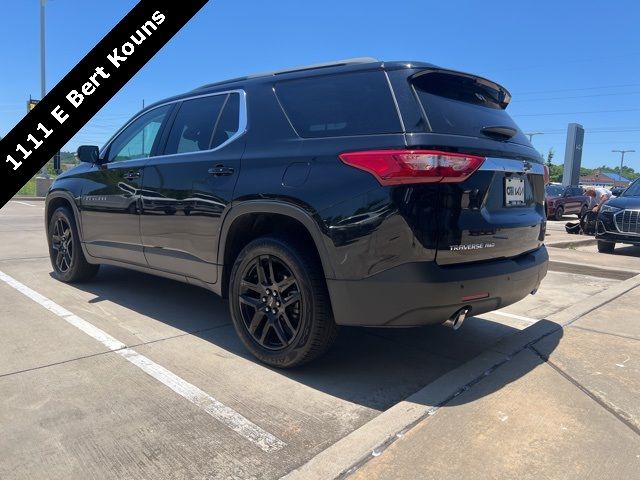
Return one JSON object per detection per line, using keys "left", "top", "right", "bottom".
{"left": 479, "top": 157, "right": 545, "bottom": 175}
{"left": 384, "top": 70, "right": 406, "bottom": 133}
{"left": 100, "top": 89, "right": 247, "bottom": 161}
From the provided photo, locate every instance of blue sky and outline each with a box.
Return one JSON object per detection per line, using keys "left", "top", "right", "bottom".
{"left": 1, "top": 0, "right": 639, "bottom": 169}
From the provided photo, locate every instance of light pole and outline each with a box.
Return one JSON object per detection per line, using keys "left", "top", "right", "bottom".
{"left": 526, "top": 132, "right": 544, "bottom": 143}
{"left": 38, "top": 0, "right": 49, "bottom": 178}
{"left": 40, "top": 0, "right": 46, "bottom": 100}
{"left": 611, "top": 149, "right": 635, "bottom": 187}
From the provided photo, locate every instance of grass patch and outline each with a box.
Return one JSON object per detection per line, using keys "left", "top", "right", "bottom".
{"left": 16, "top": 178, "right": 36, "bottom": 196}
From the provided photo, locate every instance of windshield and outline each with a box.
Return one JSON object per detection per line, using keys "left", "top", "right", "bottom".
{"left": 622, "top": 179, "right": 640, "bottom": 197}
{"left": 545, "top": 185, "right": 563, "bottom": 196}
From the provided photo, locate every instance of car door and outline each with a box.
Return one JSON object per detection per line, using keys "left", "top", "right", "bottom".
{"left": 80, "top": 104, "right": 173, "bottom": 265}
{"left": 560, "top": 187, "right": 575, "bottom": 213}
{"left": 568, "top": 187, "right": 583, "bottom": 213}
{"left": 140, "top": 91, "right": 246, "bottom": 284}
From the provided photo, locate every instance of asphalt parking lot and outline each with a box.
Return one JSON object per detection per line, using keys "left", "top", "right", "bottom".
{"left": 1, "top": 200, "right": 638, "bottom": 479}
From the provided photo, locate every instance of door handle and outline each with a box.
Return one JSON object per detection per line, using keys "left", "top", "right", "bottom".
{"left": 123, "top": 170, "right": 141, "bottom": 180}
{"left": 208, "top": 165, "right": 235, "bottom": 176}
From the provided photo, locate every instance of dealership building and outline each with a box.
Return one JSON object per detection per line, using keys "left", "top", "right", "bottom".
{"left": 579, "top": 171, "right": 631, "bottom": 188}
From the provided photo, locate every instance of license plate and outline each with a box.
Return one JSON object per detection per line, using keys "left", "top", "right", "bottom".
{"left": 504, "top": 176, "right": 525, "bottom": 206}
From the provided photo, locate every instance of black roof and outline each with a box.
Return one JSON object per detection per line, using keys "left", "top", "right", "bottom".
{"left": 143, "top": 58, "right": 437, "bottom": 111}
{"left": 193, "top": 58, "right": 437, "bottom": 92}
{"left": 143, "top": 58, "right": 510, "bottom": 112}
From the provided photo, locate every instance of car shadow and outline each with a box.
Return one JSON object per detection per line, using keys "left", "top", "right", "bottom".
{"left": 65, "top": 265, "right": 561, "bottom": 411}
{"left": 610, "top": 244, "right": 640, "bottom": 257}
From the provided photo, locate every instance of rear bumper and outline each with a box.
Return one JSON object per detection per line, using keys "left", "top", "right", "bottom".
{"left": 327, "top": 246, "right": 548, "bottom": 327}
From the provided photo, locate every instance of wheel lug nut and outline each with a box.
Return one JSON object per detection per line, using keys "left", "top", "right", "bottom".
{"left": 266, "top": 289, "right": 271, "bottom": 295}
{"left": 272, "top": 291, "right": 277, "bottom": 297}
{"left": 262, "top": 297, "right": 267, "bottom": 303}
{"left": 276, "top": 301, "right": 281, "bottom": 307}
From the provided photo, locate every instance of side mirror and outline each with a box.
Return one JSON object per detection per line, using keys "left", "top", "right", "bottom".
{"left": 76, "top": 145, "right": 100, "bottom": 163}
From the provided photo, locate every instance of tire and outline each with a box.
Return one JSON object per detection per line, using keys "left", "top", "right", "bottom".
{"left": 554, "top": 206, "right": 564, "bottom": 221}
{"left": 229, "top": 236, "right": 338, "bottom": 368}
{"left": 579, "top": 204, "right": 588, "bottom": 218}
{"left": 597, "top": 240, "right": 615, "bottom": 254}
{"left": 48, "top": 206, "right": 100, "bottom": 282}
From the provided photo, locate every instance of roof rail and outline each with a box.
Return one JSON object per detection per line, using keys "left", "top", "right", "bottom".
{"left": 195, "top": 57, "right": 379, "bottom": 90}
{"left": 246, "top": 57, "right": 379, "bottom": 78}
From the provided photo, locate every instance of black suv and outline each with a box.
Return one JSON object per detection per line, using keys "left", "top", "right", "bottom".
{"left": 45, "top": 58, "right": 548, "bottom": 367}
{"left": 596, "top": 178, "right": 640, "bottom": 253}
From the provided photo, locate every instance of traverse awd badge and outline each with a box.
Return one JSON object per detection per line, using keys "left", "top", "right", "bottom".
{"left": 450, "top": 242, "right": 496, "bottom": 251}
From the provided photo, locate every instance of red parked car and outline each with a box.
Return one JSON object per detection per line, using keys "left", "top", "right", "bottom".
{"left": 545, "top": 185, "right": 590, "bottom": 220}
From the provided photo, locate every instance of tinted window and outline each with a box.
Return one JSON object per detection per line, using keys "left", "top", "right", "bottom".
{"left": 276, "top": 72, "right": 402, "bottom": 138}
{"left": 412, "top": 71, "right": 529, "bottom": 146}
{"left": 164, "top": 95, "right": 227, "bottom": 155}
{"left": 623, "top": 179, "right": 640, "bottom": 197}
{"left": 211, "top": 93, "right": 241, "bottom": 149}
{"left": 107, "top": 105, "right": 171, "bottom": 162}
{"left": 545, "top": 185, "right": 563, "bottom": 196}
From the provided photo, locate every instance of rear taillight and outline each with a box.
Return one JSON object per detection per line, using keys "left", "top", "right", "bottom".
{"left": 339, "top": 150, "right": 485, "bottom": 185}
{"left": 543, "top": 165, "right": 550, "bottom": 185}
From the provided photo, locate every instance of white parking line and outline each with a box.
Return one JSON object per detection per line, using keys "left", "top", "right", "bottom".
{"left": 0, "top": 270, "right": 286, "bottom": 453}
{"left": 11, "top": 201, "right": 37, "bottom": 207}
{"left": 489, "top": 310, "right": 538, "bottom": 324}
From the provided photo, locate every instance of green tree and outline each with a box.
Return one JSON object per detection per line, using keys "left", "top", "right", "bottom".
{"left": 545, "top": 148, "right": 555, "bottom": 168}
{"left": 549, "top": 164, "right": 563, "bottom": 183}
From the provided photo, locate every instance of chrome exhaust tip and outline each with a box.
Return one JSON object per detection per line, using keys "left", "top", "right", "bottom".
{"left": 442, "top": 307, "right": 470, "bottom": 331}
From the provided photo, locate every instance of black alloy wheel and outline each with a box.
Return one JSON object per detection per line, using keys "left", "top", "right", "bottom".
{"left": 48, "top": 206, "right": 99, "bottom": 282}
{"left": 51, "top": 217, "right": 73, "bottom": 273}
{"left": 238, "top": 254, "right": 302, "bottom": 350}
{"left": 229, "top": 236, "right": 338, "bottom": 368}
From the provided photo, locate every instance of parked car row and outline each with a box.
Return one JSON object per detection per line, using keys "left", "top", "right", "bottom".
{"left": 544, "top": 184, "right": 590, "bottom": 220}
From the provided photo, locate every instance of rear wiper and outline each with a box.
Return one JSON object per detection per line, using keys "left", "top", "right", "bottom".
{"left": 481, "top": 126, "right": 517, "bottom": 141}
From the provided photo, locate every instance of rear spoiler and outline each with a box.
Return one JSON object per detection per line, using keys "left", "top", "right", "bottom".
{"left": 410, "top": 68, "right": 512, "bottom": 109}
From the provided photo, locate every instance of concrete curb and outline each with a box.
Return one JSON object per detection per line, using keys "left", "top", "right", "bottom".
{"left": 283, "top": 274, "right": 640, "bottom": 480}
{"left": 11, "top": 196, "right": 46, "bottom": 202}
{"left": 548, "top": 259, "right": 640, "bottom": 280}
{"left": 551, "top": 273, "right": 640, "bottom": 326}
{"left": 545, "top": 238, "right": 597, "bottom": 249}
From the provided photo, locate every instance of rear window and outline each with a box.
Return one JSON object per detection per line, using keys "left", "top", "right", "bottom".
{"left": 275, "top": 72, "right": 402, "bottom": 138}
{"left": 411, "top": 71, "right": 530, "bottom": 145}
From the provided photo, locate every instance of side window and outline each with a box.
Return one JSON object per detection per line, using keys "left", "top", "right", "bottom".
{"left": 107, "top": 105, "right": 171, "bottom": 163}
{"left": 164, "top": 94, "right": 237, "bottom": 155}
{"left": 275, "top": 72, "right": 402, "bottom": 138}
{"left": 211, "top": 93, "right": 241, "bottom": 149}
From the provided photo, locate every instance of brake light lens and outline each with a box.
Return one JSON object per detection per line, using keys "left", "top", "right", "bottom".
{"left": 339, "top": 150, "right": 485, "bottom": 185}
